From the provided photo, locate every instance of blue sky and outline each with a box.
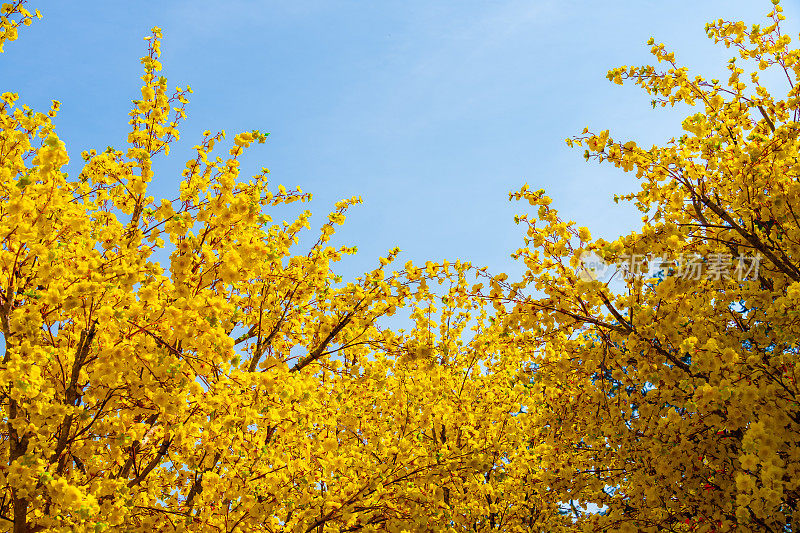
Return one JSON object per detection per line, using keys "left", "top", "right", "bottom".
{"left": 3, "top": 0, "right": 797, "bottom": 280}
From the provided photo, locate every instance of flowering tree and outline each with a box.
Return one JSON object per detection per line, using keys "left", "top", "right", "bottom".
{"left": 0, "top": 4, "right": 565, "bottom": 532}
{"left": 503, "top": 1, "right": 800, "bottom": 530}
{"left": 4, "top": 1, "right": 800, "bottom": 531}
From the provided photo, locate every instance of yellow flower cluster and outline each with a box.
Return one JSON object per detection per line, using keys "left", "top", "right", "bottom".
{"left": 502, "top": 2, "right": 800, "bottom": 530}
{"left": 2, "top": 1, "right": 800, "bottom": 531}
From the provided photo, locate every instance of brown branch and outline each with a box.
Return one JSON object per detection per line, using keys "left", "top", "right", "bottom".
{"left": 757, "top": 105, "right": 776, "bottom": 133}
{"left": 51, "top": 320, "right": 98, "bottom": 471}
{"left": 697, "top": 193, "right": 800, "bottom": 281}
{"left": 291, "top": 310, "right": 356, "bottom": 373}
{"left": 127, "top": 434, "right": 173, "bottom": 488}
{"left": 597, "top": 292, "right": 633, "bottom": 333}
{"left": 115, "top": 413, "right": 159, "bottom": 481}
{"left": 184, "top": 451, "right": 222, "bottom": 511}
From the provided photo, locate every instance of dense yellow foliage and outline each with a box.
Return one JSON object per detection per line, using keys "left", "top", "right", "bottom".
{"left": 1, "top": 1, "right": 799, "bottom": 531}
{"left": 505, "top": 2, "right": 800, "bottom": 530}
